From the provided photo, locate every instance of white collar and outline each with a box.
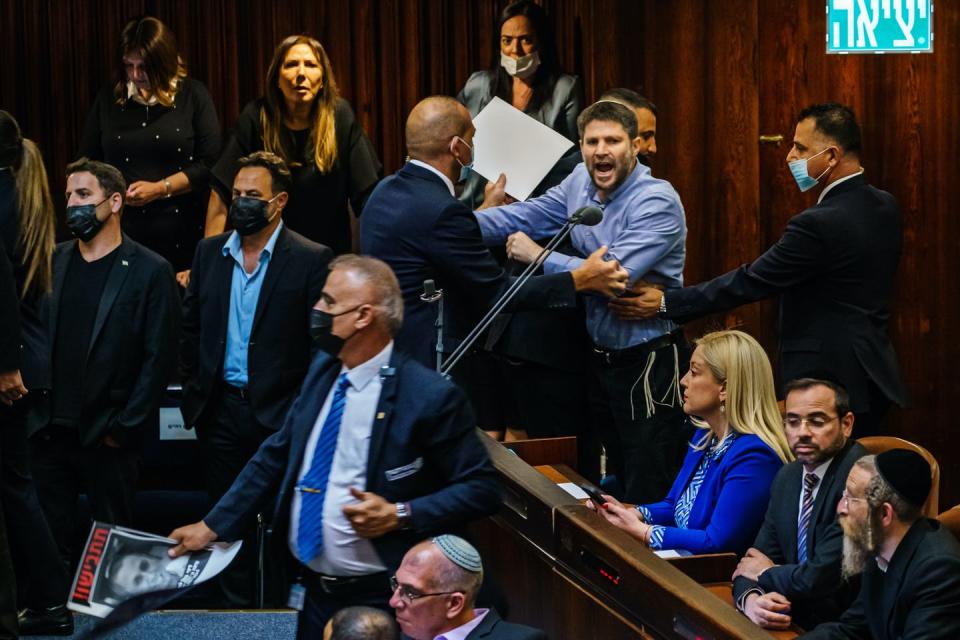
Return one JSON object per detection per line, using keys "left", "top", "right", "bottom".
{"left": 409, "top": 159, "right": 455, "bottom": 197}
{"left": 340, "top": 342, "right": 394, "bottom": 392}
{"left": 126, "top": 78, "right": 178, "bottom": 106}
{"left": 803, "top": 457, "right": 834, "bottom": 483}
{"left": 817, "top": 169, "right": 864, "bottom": 204}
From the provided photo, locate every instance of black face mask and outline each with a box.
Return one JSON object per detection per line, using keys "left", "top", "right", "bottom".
{"left": 309, "top": 306, "right": 361, "bottom": 356}
{"left": 65, "top": 199, "right": 107, "bottom": 242}
{"left": 230, "top": 195, "right": 279, "bottom": 236}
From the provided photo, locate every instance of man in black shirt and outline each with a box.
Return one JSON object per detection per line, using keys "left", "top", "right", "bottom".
{"left": 27, "top": 158, "right": 180, "bottom": 570}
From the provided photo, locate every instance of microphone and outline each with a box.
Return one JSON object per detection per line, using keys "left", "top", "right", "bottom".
{"left": 420, "top": 279, "right": 442, "bottom": 302}
{"left": 568, "top": 206, "right": 603, "bottom": 226}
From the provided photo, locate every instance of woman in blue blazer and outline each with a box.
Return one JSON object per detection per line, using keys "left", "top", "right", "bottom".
{"left": 592, "top": 330, "right": 793, "bottom": 555}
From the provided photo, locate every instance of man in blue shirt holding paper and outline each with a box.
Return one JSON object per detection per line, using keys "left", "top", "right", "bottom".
{"left": 476, "top": 100, "right": 688, "bottom": 504}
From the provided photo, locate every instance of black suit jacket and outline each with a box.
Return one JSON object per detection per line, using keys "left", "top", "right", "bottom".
{"left": 28, "top": 235, "right": 180, "bottom": 447}
{"left": 359, "top": 162, "right": 577, "bottom": 367}
{"left": 463, "top": 610, "right": 548, "bottom": 640}
{"left": 204, "top": 348, "right": 501, "bottom": 572}
{"left": 664, "top": 175, "right": 906, "bottom": 413}
{"left": 179, "top": 225, "right": 332, "bottom": 430}
{"left": 801, "top": 519, "right": 960, "bottom": 640}
{"left": 733, "top": 440, "right": 866, "bottom": 629}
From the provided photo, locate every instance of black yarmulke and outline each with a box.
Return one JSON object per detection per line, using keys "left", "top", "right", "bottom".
{"left": 875, "top": 449, "right": 932, "bottom": 508}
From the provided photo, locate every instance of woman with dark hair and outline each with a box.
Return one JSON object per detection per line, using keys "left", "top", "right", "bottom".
{"left": 208, "top": 35, "right": 382, "bottom": 255}
{"left": 0, "top": 110, "right": 73, "bottom": 636}
{"left": 459, "top": 0, "right": 581, "bottom": 141}
{"left": 79, "top": 15, "right": 221, "bottom": 277}
{"left": 454, "top": 1, "right": 585, "bottom": 444}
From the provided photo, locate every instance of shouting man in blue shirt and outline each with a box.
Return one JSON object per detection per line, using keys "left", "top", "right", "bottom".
{"left": 476, "top": 100, "right": 689, "bottom": 504}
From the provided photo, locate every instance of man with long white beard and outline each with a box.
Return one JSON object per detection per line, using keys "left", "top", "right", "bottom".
{"left": 801, "top": 450, "right": 960, "bottom": 639}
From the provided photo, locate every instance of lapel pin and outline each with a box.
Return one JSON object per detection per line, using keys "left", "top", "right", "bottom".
{"left": 121, "top": 259, "right": 129, "bottom": 266}
{"left": 376, "top": 412, "right": 385, "bottom": 420}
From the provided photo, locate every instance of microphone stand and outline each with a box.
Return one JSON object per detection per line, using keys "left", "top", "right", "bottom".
{"left": 420, "top": 280, "right": 444, "bottom": 372}
{"left": 439, "top": 217, "right": 583, "bottom": 377}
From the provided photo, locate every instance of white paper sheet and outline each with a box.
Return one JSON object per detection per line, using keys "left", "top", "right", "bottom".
{"left": 471, "top": 96, "right": 575, "bottom": 201}
{"left": 558, "top": 482, "right": 590, "bottom": 500}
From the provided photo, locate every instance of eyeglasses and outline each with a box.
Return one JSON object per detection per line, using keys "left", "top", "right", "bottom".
{"left": 840, "top": 489, "right": 867, "bottom": 510}
{"left": 783, "top": 415, "right": 839, "bottom": 430}
{"left": 389, "top": 575, "right": 462, "bottom": 604}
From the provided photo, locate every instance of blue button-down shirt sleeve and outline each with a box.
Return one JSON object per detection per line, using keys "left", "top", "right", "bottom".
{"left": 475, "top": 177, "right": 572, "bottom": 245}
{"left": 222, "top": 221, "right": 284, "bottom": 386}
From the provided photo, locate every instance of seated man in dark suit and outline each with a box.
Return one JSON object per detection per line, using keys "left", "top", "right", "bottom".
{"left": 801, "top": 450, "right": 960, "bottom": 639}
{"left": 360, "top": 95, "right": 627, "bottom": 370}
{"left": 169, "top": 255, "right": 501, "bottom": 638}
{"left": 180, "top": 151, "right": 332, "bottom": 605}
{"left": 28, "top": 158, "right": 180, "bottom": 568}
{"left": 733, "top": 377, "right": 866, "bottom": 630}
{"left": 390, "top": 535, "right": 546, "bottom": 640}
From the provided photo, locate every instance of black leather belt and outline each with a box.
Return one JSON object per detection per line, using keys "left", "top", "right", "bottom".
{"left": 301, "top": 570, "right": 391, "bottom": 598}
{"left": 592, "top": 330, "right": 682, "bottom": 366}
{"left": 221, "top": 383, "right": 249, "bottom": 400}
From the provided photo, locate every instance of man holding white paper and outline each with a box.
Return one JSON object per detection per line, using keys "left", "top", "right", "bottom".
{"left": 359, "top": 96, "right": 628, "bottom": 370}
{"left": 476, "top": 100, "right": 689, "bottom": 505}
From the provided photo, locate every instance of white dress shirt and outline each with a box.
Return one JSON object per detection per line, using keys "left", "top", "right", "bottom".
{"left": 409, "top": 159, "right": 456, "bottom": 196}
{"left": 797, "top": 457, "right": 833, "bottom": 521}
{"left": 288, "top": 343, "right": 394, "bottom": 575}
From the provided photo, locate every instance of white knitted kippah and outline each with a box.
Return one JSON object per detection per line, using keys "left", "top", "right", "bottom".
{"left": 432, "top": 535, "right": 482, "bottom": 573}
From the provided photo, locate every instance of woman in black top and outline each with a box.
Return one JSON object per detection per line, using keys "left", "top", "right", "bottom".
{"left": 79, "top": 16, "right": 221, "bottom": 274}
{"left": 209, "top": 35, "right": 381, "bottom": 255}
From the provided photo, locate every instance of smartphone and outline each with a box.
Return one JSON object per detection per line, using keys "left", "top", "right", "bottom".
{"left": 579, "top": 482, "right": 607, "bottom": 506}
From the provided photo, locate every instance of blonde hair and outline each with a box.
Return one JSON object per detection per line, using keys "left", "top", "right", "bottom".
{"left": 690, "top": 330, "right": 793, "bottom": 463}
{"left": 14, "top": 139, "right": 55, "bottom": 296}
{"left": 261, "top": 35, "right": 339, "bottom": 174}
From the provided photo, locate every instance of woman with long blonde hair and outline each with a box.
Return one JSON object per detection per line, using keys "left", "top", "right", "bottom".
{"left": 0, "top": 110, "right": 73, "bottom": 636}
{"left": 592, "top": 330, "right": 792, "bottom": 555}
{"left": 209, "top": 35, "right": 381, "bottom": 255}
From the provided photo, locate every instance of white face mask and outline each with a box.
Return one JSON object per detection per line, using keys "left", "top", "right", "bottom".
{"left": 500, "top": 50, "right": 541, "bottom": 80}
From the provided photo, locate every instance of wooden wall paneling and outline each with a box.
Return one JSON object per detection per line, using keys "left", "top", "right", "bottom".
{"left": 1, "top": 0, "right": 956, "bottom": 504}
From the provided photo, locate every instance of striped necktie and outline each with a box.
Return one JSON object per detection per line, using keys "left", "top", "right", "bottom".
{"left": 797, "top": 472, "right": 820, "bottom": 563}
{"left": 297, "top": 372, "right": 351, "bottom": 563}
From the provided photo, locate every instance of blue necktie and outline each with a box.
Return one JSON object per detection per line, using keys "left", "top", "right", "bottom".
{"left": 797, "top": 472, "right": 819, "bottom": 564}
{"left": 297, "top": 373, "right": 351, "bottom": 563}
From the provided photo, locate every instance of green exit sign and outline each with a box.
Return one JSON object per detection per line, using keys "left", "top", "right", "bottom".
{"left": 827, "top": 0, "right": 933, "bottom": 53}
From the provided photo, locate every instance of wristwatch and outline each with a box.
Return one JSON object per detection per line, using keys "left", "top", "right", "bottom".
{"left": 396, "top": 502, "right": 412, "bottom": 530}
{"left": 658, "top": 292, "right": 667, "bottom": 315}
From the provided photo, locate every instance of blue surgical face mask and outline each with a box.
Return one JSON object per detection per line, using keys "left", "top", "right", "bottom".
{"left": 788, "top": 147, "right": 832, "bottom": 192}
{"left": 454, "top": 136, "right": 474, "bottom": 182}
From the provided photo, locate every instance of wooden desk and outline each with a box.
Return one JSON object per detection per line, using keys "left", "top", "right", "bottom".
{"left": 534, "top": 464, "right": 739, "bottom": 585}
{"left": 473, "top": 432, "right": 795, "bottom": 639}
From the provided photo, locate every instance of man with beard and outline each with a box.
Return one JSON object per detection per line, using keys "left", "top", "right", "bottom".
{"left": 732, "top": 377, "right": 866, "bottom": 631}
{"left": 477, "top": 100, "right": 688, "bottom": 504}
{"left": 801, "top": 450, "right": 960, "bottom": 639}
